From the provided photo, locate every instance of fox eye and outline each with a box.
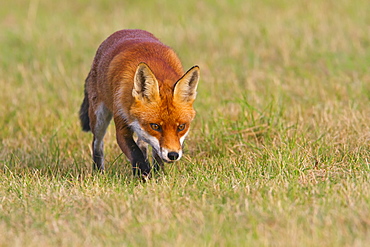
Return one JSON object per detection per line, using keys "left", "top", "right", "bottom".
{"left": 178, "top": 124, "right": 186, "bottom": 131}
{"left": 150, "top": 123, "right": 161, "bottom": 131}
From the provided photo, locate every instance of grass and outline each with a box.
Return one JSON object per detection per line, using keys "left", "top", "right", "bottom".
{"left": 1, "top": 0, "right": 369, "bottom": 246}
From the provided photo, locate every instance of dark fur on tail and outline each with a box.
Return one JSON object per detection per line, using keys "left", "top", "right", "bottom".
{"left": 79, "top": 87, "right": 90, "bottom": 132}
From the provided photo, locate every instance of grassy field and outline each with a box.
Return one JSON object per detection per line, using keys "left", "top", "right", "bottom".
{"left": 1, "top": 0, "right": 369, "bottom": 246}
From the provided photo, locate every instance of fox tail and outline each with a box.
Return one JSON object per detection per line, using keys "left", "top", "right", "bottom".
{"left": 79, "top": 82, "right": 90, "bottom": 132}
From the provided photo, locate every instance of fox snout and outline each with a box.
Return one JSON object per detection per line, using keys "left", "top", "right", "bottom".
{"left": 160, "top": 148, "right": 182, "bottom": 163}
{"left": 168, "top": 152, "right": 179, "bottom": 161}
{"left": 129, "top": 119, "right": 186, "bottom": 163}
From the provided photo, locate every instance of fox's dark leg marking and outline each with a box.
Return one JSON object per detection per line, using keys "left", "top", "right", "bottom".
{"left": 152, "top": 150, "right": 164, "bottom": 172}
{"left": 114, "top": 117, "right": 151, "bottom": 178}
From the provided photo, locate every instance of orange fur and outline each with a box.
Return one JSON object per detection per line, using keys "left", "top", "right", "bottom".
{"left": 79, "top": 29, "right": 200, "bottom": 177}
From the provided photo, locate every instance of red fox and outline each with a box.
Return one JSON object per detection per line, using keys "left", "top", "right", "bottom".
{"left": 79, "top": 29, "right": 200, "bottom": 177}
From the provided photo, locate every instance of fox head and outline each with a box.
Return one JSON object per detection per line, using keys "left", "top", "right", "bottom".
{"left": 130, "top": 63, "right": 200, "bottom": 162}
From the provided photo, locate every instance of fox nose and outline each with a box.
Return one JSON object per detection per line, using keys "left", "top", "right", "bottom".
{"left": 167, "top": 152, "right": 179, "bottom": 161}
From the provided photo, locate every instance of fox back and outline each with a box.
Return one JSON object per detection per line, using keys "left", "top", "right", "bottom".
{"left": 80, "top": 29, "right": 200, "bottom": 177}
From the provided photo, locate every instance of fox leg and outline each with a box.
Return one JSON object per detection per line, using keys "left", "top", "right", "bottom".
{"left": 137, "top": 137, "right": 164, "bottom": 173}
{"left": 90, "top": 103, "right": 112, "bottom": 171}
{"left": 137, "top": 137, "right": 163, "bottom": 172}
{"left": 152, "top": 150, "right": 164, "bottom": 172}
{"left": 114, "top": 117, "right": 151, "bottom": 177}
{"left": 136, "top": 137, "right": 148, "bottom": 160}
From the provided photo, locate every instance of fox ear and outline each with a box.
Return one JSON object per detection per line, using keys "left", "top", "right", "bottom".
{"left": 173, "top": 66, "right": 200, "bottom": 103}
{"left": 133, "top": 63, "right": 160, "bottom": 102}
